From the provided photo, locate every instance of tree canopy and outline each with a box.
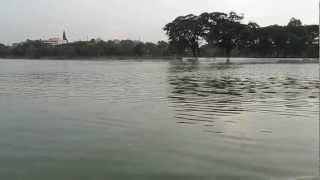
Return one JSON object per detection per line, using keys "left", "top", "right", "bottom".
{"left": 164, "top": 12, "right": 319, "bottom": 59}
{"left": 164, "top": 14, "right": 204, "bottom": 57}
{"left": 0, "top": 40, "right": 172, "bottom": 59}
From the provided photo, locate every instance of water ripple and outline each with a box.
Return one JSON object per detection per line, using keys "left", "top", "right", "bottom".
{"left": 168, "top": 64, "right": 319, "bottom": 129}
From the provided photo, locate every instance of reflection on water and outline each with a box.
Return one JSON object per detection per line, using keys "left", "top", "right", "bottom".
{"left": 168, "top": 61, "right": 318, "bottom": 131}
{"left": 0, "top": 59, "right": 318, "bottom": 180}
{"left": 167, "top": 61, "right": 319, "bottom": 179}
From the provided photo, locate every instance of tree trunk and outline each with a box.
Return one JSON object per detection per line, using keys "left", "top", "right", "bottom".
{"left": 226, "top": 57, "right": 230, "bottom": 64}
{"left": 192, "top": 48, "right": 197, "bottom": 57}
{"left": 226, "top": 48, "right": 231, "bottom": 64}
{"left": 191, "top": 42, "right": 199, "bottom": 58}
{"left": 197, "top": 48, "right": 200, "bottom": 57}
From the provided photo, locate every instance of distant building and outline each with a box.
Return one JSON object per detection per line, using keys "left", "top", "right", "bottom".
{"left": 42, "top": 31, "right": 68, "bottom": 46}
{"left": 43, "top": 37, "right": 64, "bottom": 46}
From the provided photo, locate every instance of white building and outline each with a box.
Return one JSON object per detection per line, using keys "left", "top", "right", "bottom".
{"left": 42, "top": 31, "right": 68, "bottom": 46}
{"left": 42, "top": 37, "right": 65, "bottom": 46}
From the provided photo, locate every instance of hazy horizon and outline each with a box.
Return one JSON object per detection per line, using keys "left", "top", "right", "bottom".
{"left": 0, "top": 0, "right": 318, "bottom": 44}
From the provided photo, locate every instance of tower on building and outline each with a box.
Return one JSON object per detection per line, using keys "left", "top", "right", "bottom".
{"left": 63, "top": 30, "right": 68, "bottom": 43}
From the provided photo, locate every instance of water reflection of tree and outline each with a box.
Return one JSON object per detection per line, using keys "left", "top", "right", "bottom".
{"left": 168, "top": 62, "right": 246, "bottom": 126}
{"left": 167, "top": 62, "right": 319, "bottom": 126}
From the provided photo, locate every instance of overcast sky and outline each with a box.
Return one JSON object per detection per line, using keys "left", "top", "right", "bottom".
{"left": 0, "top": 0, "right": 318, "bottom": 44}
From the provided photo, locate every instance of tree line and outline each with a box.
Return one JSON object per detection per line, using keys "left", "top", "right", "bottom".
{"left": 0, "top": 39, "right": 173, "bottom": 59}
{"left": 164, "top": 12, "right": 319, "bottom": 60}
{"left": 0, "top": 11, "right": 318, "bottom": 59}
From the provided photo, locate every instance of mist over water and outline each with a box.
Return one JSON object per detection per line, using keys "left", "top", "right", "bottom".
{"left": 0, "top": 59, "right": 318, "bottom": 180}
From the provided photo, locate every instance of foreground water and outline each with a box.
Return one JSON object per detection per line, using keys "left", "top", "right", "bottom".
{"left": 0, "top": 59, "right": 318, "bottom": 180}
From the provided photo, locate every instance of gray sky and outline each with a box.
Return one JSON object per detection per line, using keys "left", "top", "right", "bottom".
{"left": 0, "top": 0, "right": 318, "bottom": 44}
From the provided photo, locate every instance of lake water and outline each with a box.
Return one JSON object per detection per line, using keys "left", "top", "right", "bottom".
{"left": 0, "top": 59, "right": 319, "bottom": 180}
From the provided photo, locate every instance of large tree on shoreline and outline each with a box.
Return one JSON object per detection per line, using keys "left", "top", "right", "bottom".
{"left": 164, "top": 12, "right": 319, "bottom": 60}
{"left": 164, "top": 11, "right": 247, "bottom": 62}
{"left": 163, "top": 14, "right": 204, "bottom": 57}
{"left": 202, "top": 12, "right": 245, "bottom": 63}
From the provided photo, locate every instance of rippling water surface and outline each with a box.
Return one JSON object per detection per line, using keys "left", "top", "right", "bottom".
{"left": 0, "top": 59, "right": 318, "bottom": 180}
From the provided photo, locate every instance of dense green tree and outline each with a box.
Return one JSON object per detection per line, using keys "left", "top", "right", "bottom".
{"left": 288, "top": 17, "right": 302, "bottom": 27}
{"left": 133, "top": 43, "right": 145, "bottom": 56}
{"left": 236, "top": 22, "right": 260, "bottom": 56}
{"left": 164, "top": 14, "right": 204, "bottom": 57}
{"left": 156, "top": 41, "right": 170, "bottom": 56}
{"left": 164, "top": 12, "right": 318, "bottom": 59}
{"left": 0, "top": 44, "right": 9, "bottom": 57}
{"left": 202, "top": 12, "right": 245, "bottom": 63}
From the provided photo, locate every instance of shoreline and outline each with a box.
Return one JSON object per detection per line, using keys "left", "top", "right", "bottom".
{"left": 0, "top": 56, "right": 318, "bottom": 64}
{"left": 0, "top": 55, "right": 179, "bottom": 61}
